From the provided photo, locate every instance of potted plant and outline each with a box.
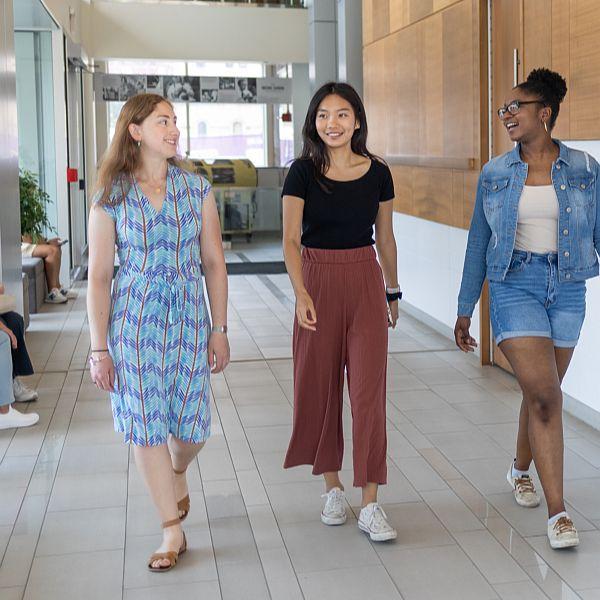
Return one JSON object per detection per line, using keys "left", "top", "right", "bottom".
{"left": 19, "top": 170, "right": 55, "bottom": 243}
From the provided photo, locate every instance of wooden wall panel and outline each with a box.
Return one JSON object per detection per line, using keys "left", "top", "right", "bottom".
{"left": 413, "top": 168, "right": 454, "bottom": 224}
{"left": 462, "top": 170, "right": 479, "bottom": 229}
{"left": 550, "top": 0, "right": 570, "bottom": 139}
{"left": 491, "top": 0, "right": 522, "bottom": 157}
{"left": 363, "top": 0, "right": 484, "bottom": 230}
{"left": 385, "top": 27, "right": 419, "bottom": 157}
{"left": 390, "top": 165, "right": 414, "bottom": 214}
{"left": 522, "top": 0, "right": 551, "bottom": 76}
{"left": 363, "top": 41, "right": 387, "bottom": 156}
{"left": 365, "top": 0, "right": 467, "bottom": 46}
{"left": 452, "top": 170, "right": 465, "bottom": 228}
{"left": 419, "top": 13, "right": 444, "bottom": 158}
{"left": 388, "top": 166, "right": 476, "bottom": 228}
{"left": 373, "top": 1, "right": 391, "bottom": 42}
{"left": 409, "top": 0, "right": 435, "bottom": 22}
{"left": 569, "top": 0, "right": 600, "bottom": 139}
{"left": 389, "top": 0, "right": 409, "bottom": 31}
{"left": 363, "top": 0, "right": 374, "bottom": 45}
{"left": 442, "top": 0, "right": 476, "bottom": 161}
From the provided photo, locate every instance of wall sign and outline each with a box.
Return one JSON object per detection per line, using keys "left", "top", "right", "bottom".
{"left": 95, "top": 74, "right": 292, "bottom": 104}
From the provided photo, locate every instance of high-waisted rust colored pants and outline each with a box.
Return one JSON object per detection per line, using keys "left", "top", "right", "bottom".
{"left": 283, "top": 246, "right": 388, "bottom": 487}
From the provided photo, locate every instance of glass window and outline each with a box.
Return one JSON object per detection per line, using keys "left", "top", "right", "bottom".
{"left": 106, "top": 60, "right": 267, "bottom": 165}
{"left": 15, "top": 30, "right": 58, "bottom": 235}
{"left": 188, "top": 103, "right": 266, "bottom": 166}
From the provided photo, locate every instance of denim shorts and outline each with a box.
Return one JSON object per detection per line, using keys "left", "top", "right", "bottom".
{"left": 489, "top": 250, "right": 586, "bottom": 348}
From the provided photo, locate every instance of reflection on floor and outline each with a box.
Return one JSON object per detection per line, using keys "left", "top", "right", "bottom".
{"left": 223, "top": 233, "right": 283, "bottom": 265}
{"left": 1, "top": 277, "right": 600, "bottom": 599}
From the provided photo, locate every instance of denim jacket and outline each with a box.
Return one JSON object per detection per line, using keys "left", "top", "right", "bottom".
{"left": 457, "top": 140, "right": 600, "bottom": 317}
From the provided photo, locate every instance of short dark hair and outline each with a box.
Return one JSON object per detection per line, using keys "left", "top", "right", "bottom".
{"left": 516, "top": 68, "right": 567, "bottom": 131}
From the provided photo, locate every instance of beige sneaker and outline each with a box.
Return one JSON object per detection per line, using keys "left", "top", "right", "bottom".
{"left": 507, "top": 467, "right": 540, "bottom": 508}
{"left": 548, "top": 516, "right": 579, "bottom": 549}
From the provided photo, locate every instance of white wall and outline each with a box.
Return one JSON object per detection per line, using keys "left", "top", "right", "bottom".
{"left": 87, "top": 2, "right": 308, "bottom": 63}
{"left": 393, "top": 213, "right": 481, "bottom": 346}
{"left": 559, "top": 140, "right": 600, "bottom": 426}
{"left": 395, "top": 140, "right": 600, "bottom": 427}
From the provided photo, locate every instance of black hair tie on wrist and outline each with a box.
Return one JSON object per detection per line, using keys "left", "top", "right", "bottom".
{"left": 386, "top": 291, "right": 402, "bottom": 302}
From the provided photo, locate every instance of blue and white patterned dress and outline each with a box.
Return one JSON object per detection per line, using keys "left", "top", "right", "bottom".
{"left": 101, "top": 164, "right": 211, "bottom": 446}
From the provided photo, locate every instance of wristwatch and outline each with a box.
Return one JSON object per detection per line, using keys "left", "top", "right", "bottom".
{"left": 212, "top": 325, "right": 228, "bottom": 334}
{"left": 385, "top": 287, "right": 402, "bottom": 302}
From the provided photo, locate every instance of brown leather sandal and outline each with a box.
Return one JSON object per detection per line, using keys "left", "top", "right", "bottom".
{"left": 147, "top": 518, "right": 187, "bottom": 573}
{"left": 173, "top": 467, "right": 190, "bottom": 521}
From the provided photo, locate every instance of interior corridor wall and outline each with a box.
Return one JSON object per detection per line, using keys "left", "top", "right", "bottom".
{"left": 87, "top": 2, "right": 308, "bottom": 63}
{"left": 558, "top": 141, "right": 600, "bottom": 427}
{"left": 0, "top": 0, "right": 23, "bottom": 311}
{"left": 393, "top": 212, "right": 481, "bottom": 346}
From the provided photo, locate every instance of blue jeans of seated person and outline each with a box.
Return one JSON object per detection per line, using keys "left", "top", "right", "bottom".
{"left": 0, "top": 312, "right": 34, "bottom": 378}
{"left": 0, "top": 330, "right": 15, "bottom": 407}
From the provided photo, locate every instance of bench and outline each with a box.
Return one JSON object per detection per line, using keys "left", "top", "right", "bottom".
{"left": 21, "top": 257, "right": 46, "bottom": 314}
{"left": 22, "top": 273, "right": 30, "bottom": 329}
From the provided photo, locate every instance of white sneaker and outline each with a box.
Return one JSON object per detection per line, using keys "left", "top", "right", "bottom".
{"left": 321, "top": 487, "right": 347, "bottom": 525}
{"left": 45, "top": 288, "right": 67, "bottom": 304}
{"left": 507, "top": 466, "right": 540, "bottom": 508}
{"left": 13, "top": 378, "right": 38, "bottom": 403}
{"left": 548, "top": 515, "right": 579, "bottom": 549}
{"left": 60, "top": 287, "right": 77, "bottom": 300}
{"left": 0, "top": 406, "right": 39, "bottom": 430}
{"left": 358, "top": 502, "right": 397, "bottom": 542}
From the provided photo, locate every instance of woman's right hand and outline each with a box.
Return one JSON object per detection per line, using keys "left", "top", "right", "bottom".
{"left": 90, "top": 354, "right": 115, "bottom": 392}
{"left": 454, "top": 317, "right": 478, "bottom": 352}
{"left": 295, "top": 291, "right": 317, "bottom": 331}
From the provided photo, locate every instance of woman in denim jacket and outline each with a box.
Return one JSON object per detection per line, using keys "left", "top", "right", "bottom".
{"left": 455, "top": 69, "right": 600, "bottom": 550}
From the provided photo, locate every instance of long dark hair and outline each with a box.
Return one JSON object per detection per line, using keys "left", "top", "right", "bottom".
{"left": 299, "top": 82, "right": 379, "bottom": 191}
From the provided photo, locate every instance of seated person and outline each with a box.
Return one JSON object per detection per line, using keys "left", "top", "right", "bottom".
{"left": 0, "top": 330, "right": 39, "bottom": 430}
{"left": 21, "top": 236, "right": 76, "bottom": 304}
{"left": 0, "top": 283, "right": 38, "bottom": 402}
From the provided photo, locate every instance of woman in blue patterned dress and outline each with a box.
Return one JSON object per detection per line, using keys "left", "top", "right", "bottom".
{"left": 87, "top": 94, "right": 229, "bottom": 572}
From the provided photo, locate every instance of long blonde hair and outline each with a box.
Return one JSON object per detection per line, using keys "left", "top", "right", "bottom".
{"left": 94, "top": 93, "right": 188, "bottom": 206}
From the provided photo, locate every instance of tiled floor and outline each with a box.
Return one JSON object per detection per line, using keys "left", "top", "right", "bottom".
{"left": 223, "top": 234, "right": 283, "bottom": 264}
{"left": 2, "top": 276, "right": 600, "bottom": 599}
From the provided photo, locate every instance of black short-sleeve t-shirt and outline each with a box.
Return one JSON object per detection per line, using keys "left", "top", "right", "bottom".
{"left": 281, "top": 158, "right": 395, "bottom": 249}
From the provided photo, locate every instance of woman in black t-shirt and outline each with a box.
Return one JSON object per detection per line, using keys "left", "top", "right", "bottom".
{"left": 282, "top": 82, "right": 400, "bottom": 542}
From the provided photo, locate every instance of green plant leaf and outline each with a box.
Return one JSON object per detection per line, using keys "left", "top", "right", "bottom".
{"left": 19, "top": 169, "right": 56, "bottom": 243}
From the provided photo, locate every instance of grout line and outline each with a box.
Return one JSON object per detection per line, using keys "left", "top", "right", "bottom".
{"left": 217, "top": 368, "right": 304, "bottom": 599}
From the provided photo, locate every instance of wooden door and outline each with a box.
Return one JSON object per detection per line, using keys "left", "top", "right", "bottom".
{"left": 490, "top": 0, "right": 522, "bottom": 371}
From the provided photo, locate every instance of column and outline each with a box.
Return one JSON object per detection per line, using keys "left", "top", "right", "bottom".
{"left": 336, "top": 0, "right": 363, "bottom": 95}
{"left": 307, "top": 0, "right": 337, "bottom": 92}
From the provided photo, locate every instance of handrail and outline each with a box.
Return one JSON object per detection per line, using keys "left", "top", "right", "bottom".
{"left": 386, "top": 155, "right": 478, "bottom": 170}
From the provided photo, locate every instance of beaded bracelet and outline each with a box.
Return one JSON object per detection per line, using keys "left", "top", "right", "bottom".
{"left": 89, "top": 354, "right": 110, "bottom": 366}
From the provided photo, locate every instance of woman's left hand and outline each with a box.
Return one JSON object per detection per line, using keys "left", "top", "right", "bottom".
{"left": 388, "top": 300, "right": 399, "bottom": 329}
{"left": 208, "top": 332, "right": 230, "bottom": 373}
{"left": 0, "top": 322, "right": 17, "bottom": 348}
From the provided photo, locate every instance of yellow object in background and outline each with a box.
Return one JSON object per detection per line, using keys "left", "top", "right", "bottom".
{"left": 191, "top": 159, "right": 258, "bottom": 188}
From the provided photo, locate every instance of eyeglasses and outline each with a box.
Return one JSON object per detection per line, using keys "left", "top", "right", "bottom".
{"left": 497, "top": 100, "right": 544, "bottom": 119}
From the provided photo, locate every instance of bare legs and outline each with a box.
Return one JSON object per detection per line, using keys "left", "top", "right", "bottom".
{"left": 32, "top": 244, "right": 62, "bottom": 291}
{"left": 500, "top": 338, "right": 574, "bottom": 517}
{"left": 324, "top": 472, "right": 378, "bottom": 508}
{"left": 169, "top": 437, "right": 205, "bottom": 518}
{"left": 133, "top": 436, "right": 204, "bottom": 568}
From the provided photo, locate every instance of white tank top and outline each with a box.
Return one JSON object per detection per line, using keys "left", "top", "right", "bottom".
{"left": 514, "top": 185, "right": 559, "bottom": 254}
